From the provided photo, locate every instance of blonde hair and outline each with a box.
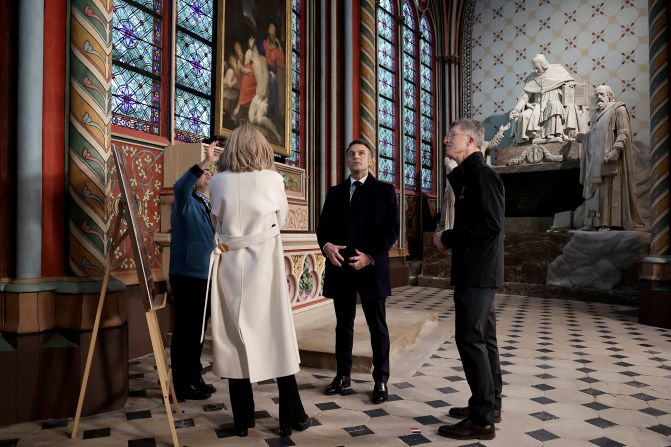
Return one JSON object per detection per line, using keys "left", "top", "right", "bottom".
{"left": 217, "top": 124, "right": 275, "bottom": 172}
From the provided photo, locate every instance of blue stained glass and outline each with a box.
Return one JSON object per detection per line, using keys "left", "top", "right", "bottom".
{"left": 378, "top": 97, "right": 396, "bottom": 129}
{"left": 293, "top": 0, "right": 301, "bottom": 12}
{"left": 111, "top": 65, "right": 160, "bottom": 134}
{"left": 292, "top": 67, "right": 300, "bottom": 91}
{"left": 421, "top": 167, "right": 432, "bottom": 192}
{"left": 403, "top": 108, "right": 416, "bottom": 136}
{"left": 176, "top": 0, "right": 213, "bottom": 41}
{"left": 378, "top": 68, "right": 395, "bottom": 100}
{"left": 379, "top": 0, "right": 394, "bottom": 13}
{"left": 403, "top": 58, "right": 416, "bottom": 82}
{"left": 421, "top": 115, "right": 432, "bottom": 139}
{"left": 377, "top": 10, "right": 394, "bottom": 41}
{"left": 378, "top": 38, "right": 395, "bottom": 71}
{"left": 421, "top": 142, "right": 432, "bottom": 167}
{"left": 420, "top": 66, "right": 431, "bottom": 92}
{"left": 404, "top": 164, "right": 416, "bottom": 190}
{"left": 132, "top": 0, "right": 161, "bottom": 13}
{"left": 175, "top": 88, "right": 210, "bottom": 140}
{"left": 403, "top": 135, "right": 416, "bottom": 164}
{"left": 402, "top": 1, "right": 415, "bottom": 29}
{"left": 420, "top": 39, "right": 432, "bottom": 67}
{"left": 287, "top": 131, "right": 300, "bottom": 166}
{"left": 378, "top": 157, "right": 396, "bottom": 183}
{"left": 292, "top": 12, "right": 299, "bottom": 36}
{"left": 403, "top": 29, "right": 415, "bottom": 53}
{"left": 378, "top": 127, "right": 395, "bottom": 158}
{"left": 420, "top": 16, "right": 432, "bottom": 40}
{"left": 403, "top": 81, "right": 416, "bottom": 110}
{"left": 175, "top": 32, "right": 212, "bottom": 95}
{"left": 112, "top": 0, "right": 161, "bottom": 75}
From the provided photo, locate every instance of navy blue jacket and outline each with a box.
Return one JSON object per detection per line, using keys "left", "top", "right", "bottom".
{"left": 441, "top": 152, "right": 504, "bottom": 288}
{"left": 169, "top": 165, "right": 215, "bottom": 279}
{"left": 317, "top": 175, "right": 399, "bottom": 298}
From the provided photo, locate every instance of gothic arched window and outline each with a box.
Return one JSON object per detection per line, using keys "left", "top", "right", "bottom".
{"left": 376, "top": 0, "right": 398, "bottom": 185}
{"left": 287, "top": 0, "right": 306, "bottom": 167}
{"left": 174, "top": 0, "right": 216, "bottom": 142}
{"left": 419, "top": 15, "right": 435, "bottom": 193}
{"left": 111, "top": 0, "right": 165, "bottom": 135}
{"left": 376, "top": 0, "right": 437, "bottom": 194}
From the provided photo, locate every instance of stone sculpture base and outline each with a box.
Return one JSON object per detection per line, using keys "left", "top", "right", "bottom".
{"left": 547, "top": 230, "right": 651, "bottom": 290}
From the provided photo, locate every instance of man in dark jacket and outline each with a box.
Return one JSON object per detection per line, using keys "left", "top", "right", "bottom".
{"left": 433, "top": 119, "right": 504, "bottom": 440}
{"left": 169, "top": 142, "right": 218, "bottom": 401}
{"left": 317, "top": 139, "right": 399, "bottom": 404}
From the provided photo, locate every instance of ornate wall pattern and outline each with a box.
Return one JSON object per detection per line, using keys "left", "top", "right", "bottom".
{"left": 648, "top": 0, "right": 670, "bottom": 255}
{"left": 284, "top": 205, "right": 309, "bottom": 231}
{"left": 109, "top": 142, "right": 163, "bottom": 271}
{"left": 360, "top": 0, "right": 377, "bottom": 153}
{"left": 68, "top": 0, "right": 113, "bottom": 276}
{"left": 467, "top": 0, "right": 651, "bottom": 152}
{"left": 285, "top": 252, "right": 325, "bottom": 305}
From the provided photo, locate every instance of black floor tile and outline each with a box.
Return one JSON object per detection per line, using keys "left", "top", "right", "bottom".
{"left": 647, "top": 424, "right": 671, "bottom": 436}
{"left": 83, "top": 428, "right": 111, "bottom": 439}
{"left": 126, "top": 410, "right": 151, "bottom": 420}
{"left": 41, "top": 418, "right": 69, "bottom": 429}
{"left": 399, "top": 433, "right": 432, "bottom": 446}
{"left": 0, "top": 440, "right": 18, "bottom": 447}
{"left": 425, "top": 400, "right": 449, "bottom": 408}
{"left": 265, "top": 437, "right": 296, "bottom": 447}
{"left": 344, "top": 425, "right": 374, "bottom": 436}
{"left": 586, "top": 417, "right": 616, "bottom": 429}
{"left": 413, "top": 415, "right": 442, "bottom": 425}
{"left": 128, "top": 438, "right": 156, "bottom": 447}
{"left": 315, "top": 402, "right": 340, "bottom": 411}
{"left": 529, "top": 411, "right": 558, "bottom": 421}
{"left": 526, "top": 429, "right": 559, "bottom": 442}
{"left": 589, "top": 437, "right": 625, "bottom": 447}
{"left": 364, "top": 408, "right": 390, "bottom": 418}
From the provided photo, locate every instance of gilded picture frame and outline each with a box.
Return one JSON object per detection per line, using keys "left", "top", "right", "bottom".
{"left": 214, "top": 0, "right": 292, "bottom": 157}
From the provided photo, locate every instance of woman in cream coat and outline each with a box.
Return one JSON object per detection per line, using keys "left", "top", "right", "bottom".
{"left": 204, "top": 124, "right": 310, "bottom": 437}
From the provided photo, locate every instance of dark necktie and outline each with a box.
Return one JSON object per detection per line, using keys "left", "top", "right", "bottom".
{"left": 351, "top": 180, "right": 362, "bottom": 202}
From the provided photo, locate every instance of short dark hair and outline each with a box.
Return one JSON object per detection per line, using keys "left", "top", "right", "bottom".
{"left": 346, "top": 138, "right": 375, "bottom": 157}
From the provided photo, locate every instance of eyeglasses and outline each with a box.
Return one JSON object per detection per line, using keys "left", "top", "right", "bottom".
{"left": 447, "top": 131, "right": 472, "bottom": 141}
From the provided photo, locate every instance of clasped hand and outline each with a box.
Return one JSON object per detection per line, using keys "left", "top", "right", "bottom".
{"left": 324, "top": 243, "right": 371, "bottom": 270}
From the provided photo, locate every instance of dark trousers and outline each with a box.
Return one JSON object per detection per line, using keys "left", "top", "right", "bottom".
{"left": 170, "top": 275, "right": 210, "bottom": 389}
{"left": 228, "top": 375, "right": 306, "bottom": 429}
{"left": 453, "top": 287, "right": 502, "bottom": 425}
{"left": 333, "top": 291, "right": 390, "bottom": 383}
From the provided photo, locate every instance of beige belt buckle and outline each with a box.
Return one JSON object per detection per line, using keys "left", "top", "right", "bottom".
{"left": 218, "top": 243, "right": 229, "bottom": 252}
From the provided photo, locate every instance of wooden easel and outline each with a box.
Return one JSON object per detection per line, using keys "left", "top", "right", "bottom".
{"left": 71, "top": 147, "right": 181, "bottom": 447}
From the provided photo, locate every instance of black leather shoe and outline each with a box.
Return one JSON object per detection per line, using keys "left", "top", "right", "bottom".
{"left": 438, "top": 418, "right": 495, "bottom": 440}
{"left": 234, "top": 427, "right": 248, "bottom": 437}
{"left": 371, "top": 381, "right": 388, "bottom": 404}
{"left": 449, "top": 406, "right": 501, "bottom": 423}
{"left": 195, "top": 376, "right": 216, "bottom": 394}
{"left": 279, "top": 414, "right": 311, "bottom": 437}
{"left": 324, "top": 375, "right": 351, "bottom": 395}
{"left": 175, "top": 383, "right": 211, "bottom": 401}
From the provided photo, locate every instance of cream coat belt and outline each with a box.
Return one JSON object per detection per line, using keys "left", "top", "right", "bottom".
{"left": 200, "top": 225, "right": 281, "bottom": 342}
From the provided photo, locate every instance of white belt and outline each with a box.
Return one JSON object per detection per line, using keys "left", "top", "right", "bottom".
{"left": 200, "top": 225, "right": 281, "bottom": 342}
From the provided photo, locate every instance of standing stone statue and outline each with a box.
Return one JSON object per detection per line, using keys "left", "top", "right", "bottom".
{"left": 575, "top": 85, "right": 644, "bottom": 230}
{"left": 509, "top": 54, "right": 588, "bottom": 145}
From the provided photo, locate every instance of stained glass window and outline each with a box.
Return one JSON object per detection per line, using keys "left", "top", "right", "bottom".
{"left": 111, "top": 0, "right": 163, "bottom": 134}
{"left": 376, "top": 0, "right": 397, "bottom": 185}
{"left": 401, "top": 1, "right": 417, "bottom": 191}
{"left": 287, "top": 0, "right": 304, "bottom": 167}
{"left": 175, "top": 0, "right": 215, "bottom": 142}
{"left": 419, "top": 16, "right": 435, "bottom": 193}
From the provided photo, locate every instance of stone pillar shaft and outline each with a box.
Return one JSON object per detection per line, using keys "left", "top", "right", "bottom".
{"left": 16, "top": 0, "right": 44, "bottom": 279}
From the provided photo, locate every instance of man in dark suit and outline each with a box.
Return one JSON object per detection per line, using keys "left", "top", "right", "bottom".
{"left": 317, "top": 139, "right": 399, "bottom": 404}
{"left": 433, "top": 119, "right": 504, "bottom": 440}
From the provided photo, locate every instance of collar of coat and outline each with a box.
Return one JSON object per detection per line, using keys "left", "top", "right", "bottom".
{"left": 451, "top": 151, "right": 485, "bottom": 176}
{"left": 343, "top": 173, "right": 376, "bottom": 189}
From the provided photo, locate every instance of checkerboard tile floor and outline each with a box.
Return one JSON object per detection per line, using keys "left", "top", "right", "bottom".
{"left": 2, "top": 286, "right": 671, "bottom": 446}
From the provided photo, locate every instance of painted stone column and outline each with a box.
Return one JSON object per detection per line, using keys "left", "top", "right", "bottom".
{"left": 16, "top": 0, "right": 44, "bottom": 279}
{"left": 359, "top": 0, "right": 377, "bottom": 154}
{"left": 639, "top": 0, "right": 671, "bottom": 329}
{"left": 68, "top": 0, "right": 113, "bottom": 276}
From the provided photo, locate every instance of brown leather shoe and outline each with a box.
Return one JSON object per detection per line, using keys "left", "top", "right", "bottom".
{"left": 448, "top": 406, "right": 501, "bottom": 423}
{"left": 438, "top": 418, "right": 495, "bottom": 440}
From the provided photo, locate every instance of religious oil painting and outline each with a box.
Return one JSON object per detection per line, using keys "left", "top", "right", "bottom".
{"left": 215, "top": 0, "right": 291, "bottom": 156}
